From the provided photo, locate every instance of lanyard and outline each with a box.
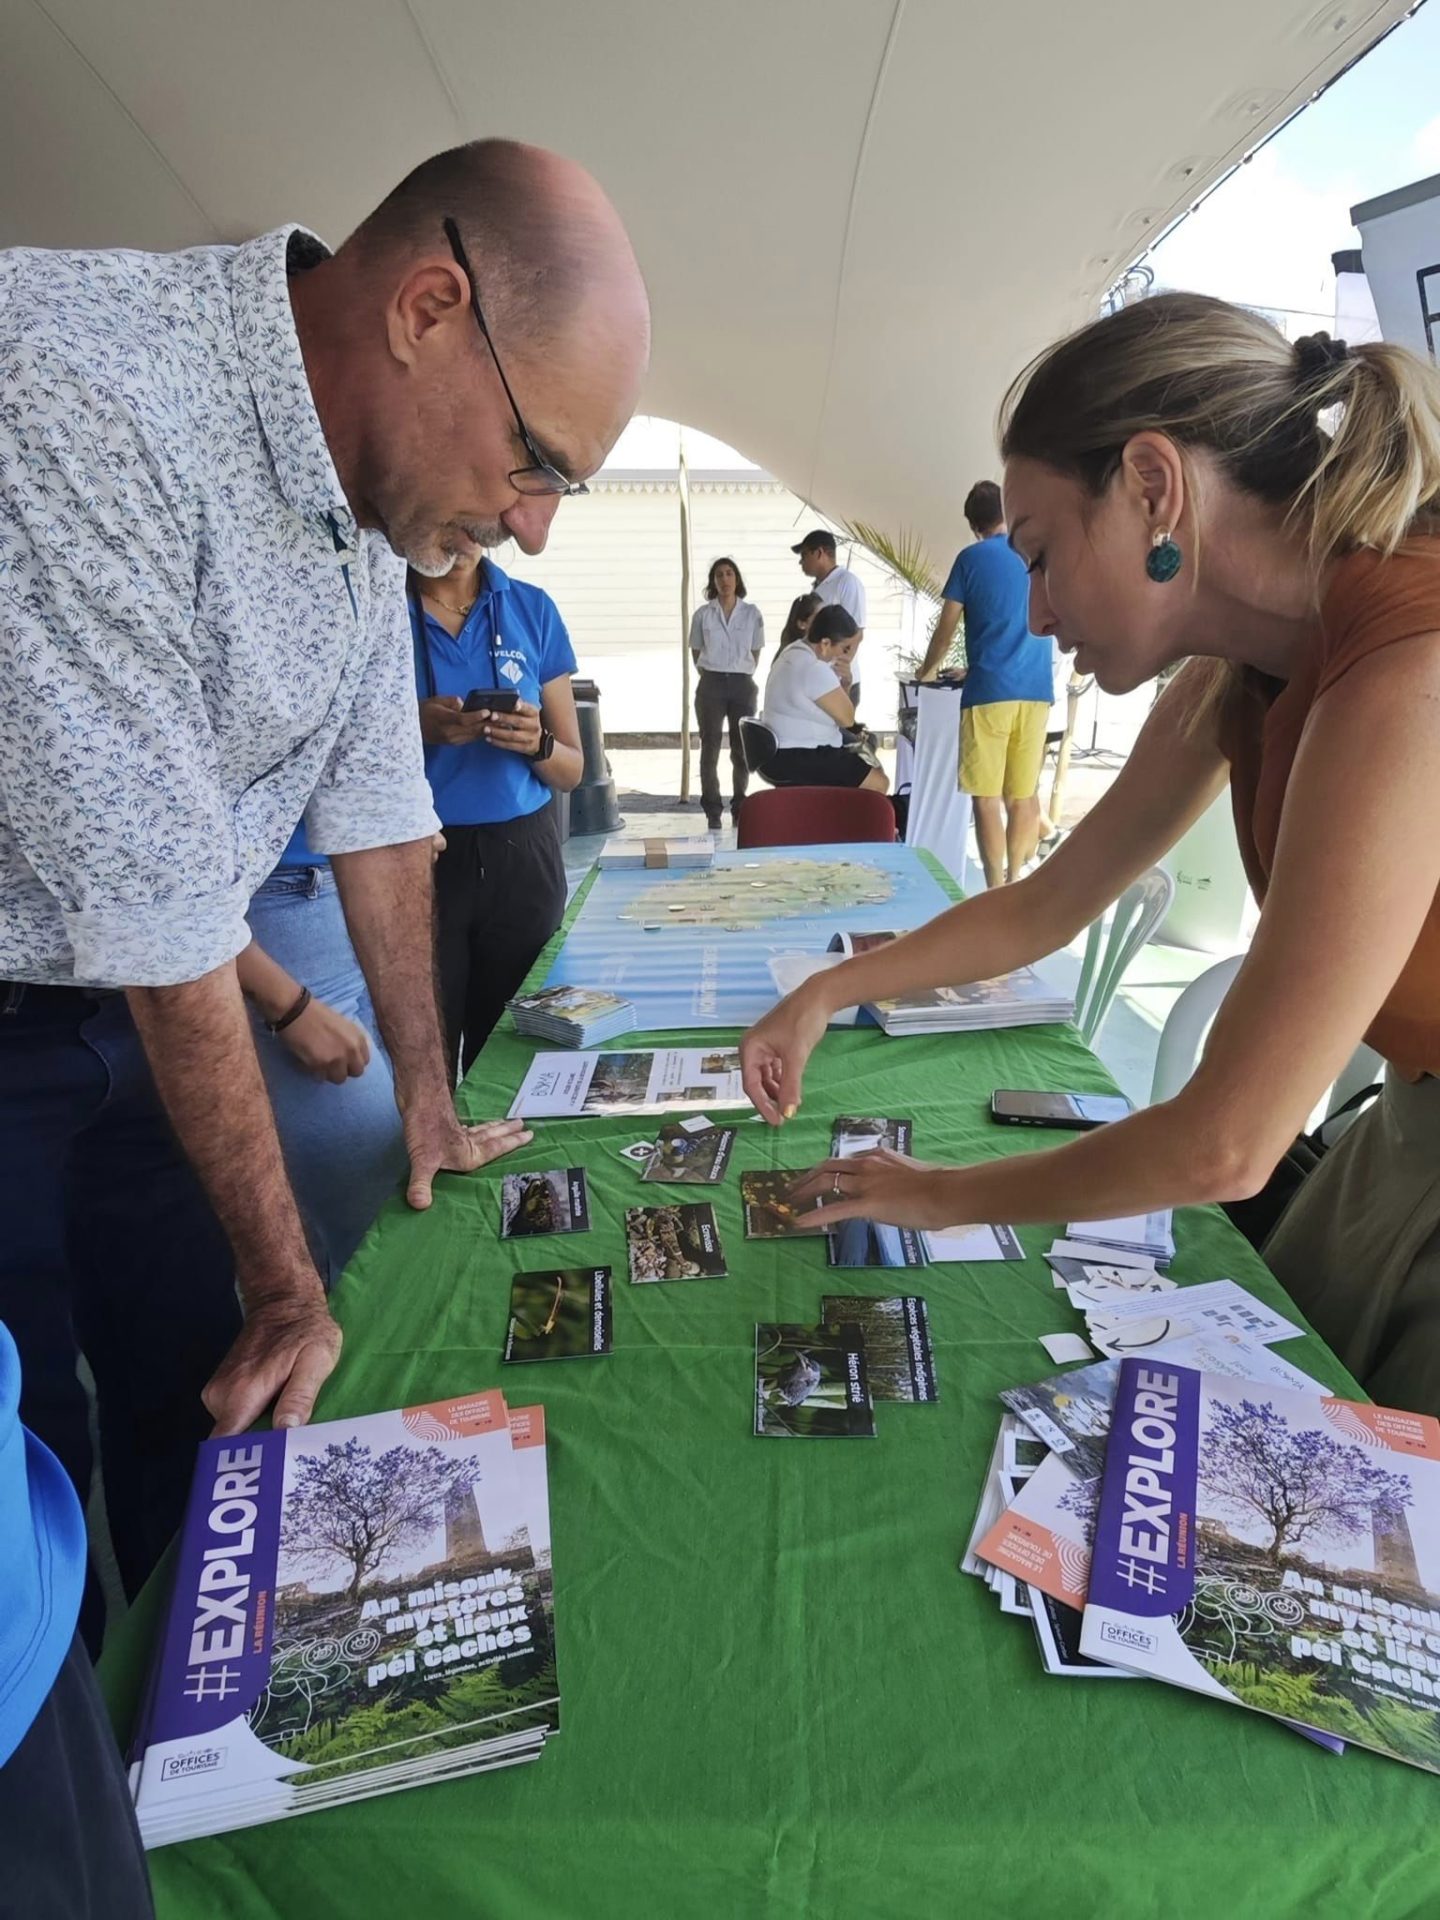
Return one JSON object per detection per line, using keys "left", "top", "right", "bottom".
{"left": 412, "top": 583, "right": 499, "bottom": 700}
{"left": 326, "top": 513, "right": 359, "bottom": 621}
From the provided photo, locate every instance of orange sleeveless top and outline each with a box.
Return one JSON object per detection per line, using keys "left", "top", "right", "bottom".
{"left": 1225, "top": 543, "right": 1440, "bottom": 1081}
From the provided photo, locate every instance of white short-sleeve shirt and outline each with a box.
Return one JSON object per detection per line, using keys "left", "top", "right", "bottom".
{"left": 812, "top": 564, "right": 867, "bottom": 628}
{"left": 688, "top": 599, "right": 765, "bottom": 674}
{"left": 761, "top": 645, "right": 845, "bottom": 749}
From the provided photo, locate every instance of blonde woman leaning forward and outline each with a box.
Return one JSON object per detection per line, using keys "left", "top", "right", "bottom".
{"left": 741, "top": 294, "right": 1440, "bottom": 1414}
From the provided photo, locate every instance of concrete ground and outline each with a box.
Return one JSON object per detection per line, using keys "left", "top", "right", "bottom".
{"left": 565, "top": 737, "right": 1235, "bottom": 1107}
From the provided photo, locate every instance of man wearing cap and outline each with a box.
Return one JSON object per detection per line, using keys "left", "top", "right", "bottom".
{"left": 792, "top": 529, "right": 867, "bottom": 638}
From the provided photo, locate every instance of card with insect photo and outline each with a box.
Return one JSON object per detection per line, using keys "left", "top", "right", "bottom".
{"left": 503, "top": 1266, "right": 611, "bottom": 1362}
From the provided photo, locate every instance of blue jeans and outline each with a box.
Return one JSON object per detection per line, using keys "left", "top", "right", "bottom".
{"left": 0, "top": 985, "right": 239, "bottom": 1646}
{"left": 246, "top": 865, "right": 405, "bottom": 1284}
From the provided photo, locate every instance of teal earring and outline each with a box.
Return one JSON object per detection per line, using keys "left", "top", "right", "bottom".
{"left": 1147, "top": 528, "right": 1182, "bottom": 583}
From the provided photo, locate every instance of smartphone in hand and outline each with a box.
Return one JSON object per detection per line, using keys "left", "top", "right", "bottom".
{"left": 463, "top": 688, "right": 521, "bottom": 714}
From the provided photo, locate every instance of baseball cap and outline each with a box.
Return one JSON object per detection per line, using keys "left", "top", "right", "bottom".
{"left": 790, "top": 528, "right": 837, "bottom": 555}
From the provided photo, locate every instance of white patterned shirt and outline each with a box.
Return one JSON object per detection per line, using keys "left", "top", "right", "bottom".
{"left": 0, "top": 225, "right": 438, "bottom": 988}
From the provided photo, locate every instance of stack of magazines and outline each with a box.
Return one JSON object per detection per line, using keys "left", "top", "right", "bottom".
{"left": 964, "top": 1314, "right": 1440, "bottom": 1772}
{"left": 127, "top": 1390, "right": 558, "bottom": 1845}
{"left": 864, "top": 966, "right": 1072, "bottom": 1035}
{"left": 596, "top": 836, "right": 714, "bottom": 869}
{"left": 509, "top": 984, "right": 637, "bottom": 1048}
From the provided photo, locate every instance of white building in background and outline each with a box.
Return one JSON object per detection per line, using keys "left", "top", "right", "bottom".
{"left": 1351, "top": 170, "right": 1440, "bottom": 359}
{"left": 502, "top": 420, "right": 942, "bottom": 736}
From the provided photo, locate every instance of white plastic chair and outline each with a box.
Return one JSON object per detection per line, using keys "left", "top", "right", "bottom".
{"left": 1073, "top": 867, "right": 1177, "bottom": 1047}
{"left": 1148, "top": 957, "right": 1384, "bottom": 1132}
{"left": 1148, "top": 954, "right": 1243, "bottom": 1104}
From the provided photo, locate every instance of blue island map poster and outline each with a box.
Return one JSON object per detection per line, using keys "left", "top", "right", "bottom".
{"left": 542, "top": 844, "right": 956, "bottom": 1031}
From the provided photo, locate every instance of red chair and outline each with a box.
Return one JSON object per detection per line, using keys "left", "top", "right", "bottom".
{"left": 735, "top": 786, "right": 897, "bottom": 849}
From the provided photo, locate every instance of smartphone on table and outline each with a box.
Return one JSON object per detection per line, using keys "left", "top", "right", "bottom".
{"left": 463, "top": 687, "right": 522, "bottom": 713}
{"left": 989, "top": 1089, "right": 1134, "bottom": 1131}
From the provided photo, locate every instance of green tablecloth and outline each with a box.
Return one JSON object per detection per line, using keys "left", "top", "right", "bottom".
{"left": 103, "top": 862, "right": 1440, "bottom": 1918}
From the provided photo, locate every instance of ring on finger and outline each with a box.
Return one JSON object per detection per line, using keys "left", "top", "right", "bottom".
{"left": 831, "top": 1172, "right": 843, "bottom": 1197}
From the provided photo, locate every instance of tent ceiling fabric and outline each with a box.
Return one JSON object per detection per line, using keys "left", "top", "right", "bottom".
{"left": 1, "top": 0, "right": 1414, "bottom": 566}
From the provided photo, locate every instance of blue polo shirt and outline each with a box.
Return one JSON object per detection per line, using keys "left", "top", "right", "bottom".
{"left": 411, "top": 562, "right": 577, "bottom": 827}
{"left": 943, "top": 533, "right": 1053, "bottom": 707}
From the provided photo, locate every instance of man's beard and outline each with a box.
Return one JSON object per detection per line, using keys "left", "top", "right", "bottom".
{"left": 384, "top": 511, "right": 507, "bottom": 577}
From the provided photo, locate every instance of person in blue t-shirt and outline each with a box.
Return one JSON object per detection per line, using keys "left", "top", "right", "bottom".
{"left": 0, "top": 1325, "right": 154, "bottom": 1914}
{"left": 411, "top": 556, "right": 584, "bottom": 1074}
{"left": 919, "top": 480, "right": 1055, "bottom": 886}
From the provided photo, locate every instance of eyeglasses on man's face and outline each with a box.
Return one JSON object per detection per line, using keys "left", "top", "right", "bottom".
{"left": 442, "top": 217, "right": 589, "bottom": 500}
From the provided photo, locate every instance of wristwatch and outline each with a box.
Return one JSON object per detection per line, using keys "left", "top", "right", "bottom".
{"left": 528, "top": 728, "right": 556, "bottom": 764}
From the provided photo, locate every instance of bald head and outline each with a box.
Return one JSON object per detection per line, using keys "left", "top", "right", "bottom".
{"left": 296, "top": 138, "right": 649, "bottom": 573}
{"left": 344, "top": 138, "right": 648, "bottom": 371}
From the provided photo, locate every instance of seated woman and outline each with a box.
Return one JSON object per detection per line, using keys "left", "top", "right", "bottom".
{"left": 758, "top": 606, "right": 889, "bottom": 793}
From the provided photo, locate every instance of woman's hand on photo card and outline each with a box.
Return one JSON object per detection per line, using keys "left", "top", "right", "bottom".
{"left": 787, "top": 1146, "right": 963, "bottom": 1230}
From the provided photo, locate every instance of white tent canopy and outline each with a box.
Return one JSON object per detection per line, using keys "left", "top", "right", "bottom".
{"left": 0, "top": 0, "right": 1413, "bottom": 563}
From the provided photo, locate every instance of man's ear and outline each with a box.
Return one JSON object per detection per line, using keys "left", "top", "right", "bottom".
{"left": 386, "top": 262, "right": 469, "bottom": 369}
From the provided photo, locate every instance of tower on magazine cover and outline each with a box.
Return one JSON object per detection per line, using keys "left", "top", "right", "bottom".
{"left": 444, "top": 1480, "right": 488, "bottom": 1562}
{"left": 1373, "top": 1499, "right": 1421, "bottom": 1586}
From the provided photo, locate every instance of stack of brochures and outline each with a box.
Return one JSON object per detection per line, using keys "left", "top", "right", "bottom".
{"left": 864, "top": 966, "right": 1072, "bottom": 1035}
{"left": 960, "top": 1297, "right": 1440, "bottom": 1771}
{"left": 964, "top": 1345, "right": 1339, "bottom": 1732}
{"left": 509, "top": 985, "right": 637, "bottom": 1048}
{"left": 596, "top": 837, "right": 714, "bottom": 870}
{"left": 127, "top": 1390, "right": 558, "bottom": 1845}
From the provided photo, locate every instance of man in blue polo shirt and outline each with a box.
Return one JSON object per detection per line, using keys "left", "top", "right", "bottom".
{"left": 919, "top": 480, "right": 1054, "bottom": 886}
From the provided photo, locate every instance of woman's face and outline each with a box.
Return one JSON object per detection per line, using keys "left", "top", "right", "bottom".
{"left": 1002, "top": 451, "right": 1189, "bottom": 695}
{"left": 713, "top": 563, "right": 738, "bottom": 598}
{"left": 796, "top": 607, "right": 815, "bottom": 637}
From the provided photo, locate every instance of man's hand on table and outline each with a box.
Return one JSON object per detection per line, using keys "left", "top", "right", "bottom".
{"left": 788, "top": 1146, "right": 969, "bottom": 1231}
{"left": 740, "top": 984, "right": 831, "bottom": 1124}
{"left": 205, "top": 1275, "right": 343, "bottom": 1434}
{"left": 403, "top": 1107, "right": 533, "bottom": 1210}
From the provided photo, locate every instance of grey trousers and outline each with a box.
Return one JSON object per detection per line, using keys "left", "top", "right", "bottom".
{"left": 695, "top": 670, "right": 757, "bottom": 817}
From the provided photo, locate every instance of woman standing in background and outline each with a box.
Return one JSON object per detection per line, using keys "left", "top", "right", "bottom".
{"left": 689, "top": 557, "right": 765, "bottom": 830}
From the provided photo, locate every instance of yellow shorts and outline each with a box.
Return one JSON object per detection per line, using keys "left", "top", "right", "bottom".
{"left": 959, "top": 700, "right": 1050, "bottom": 800}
